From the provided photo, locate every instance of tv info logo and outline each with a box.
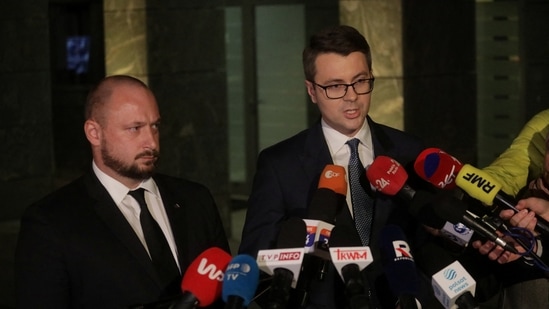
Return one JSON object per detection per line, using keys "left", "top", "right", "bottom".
{"left": 257, "top": 251, "right": 302, "bottom": 262}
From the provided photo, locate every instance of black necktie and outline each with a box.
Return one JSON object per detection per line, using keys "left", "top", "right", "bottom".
{"left": 347, "top": 138, "right": 374, "bottom": 245}
{"left": 128, "top": 188, "right": 180, "bottom": 285}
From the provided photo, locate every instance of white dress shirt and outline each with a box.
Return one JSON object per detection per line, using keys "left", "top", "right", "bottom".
{"left": 321, "top": 118, "right": 374, "bottom": 217}
{"left": 92, "top": 161, "right": 180, "bottom": 270}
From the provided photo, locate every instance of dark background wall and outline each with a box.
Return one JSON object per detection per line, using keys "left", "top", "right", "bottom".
{"left": 1, "top": 0, "right": 548, "bottom": 308}
{"left": 402, "top": 0, "right": 478, "bottom": 164}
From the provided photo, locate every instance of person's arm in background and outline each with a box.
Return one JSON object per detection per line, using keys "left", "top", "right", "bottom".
{"left": 482, "top": 109, "right": 549, "bottom": 196}
{"left": 472, "top": 110, "right": 549, "bottom": 266}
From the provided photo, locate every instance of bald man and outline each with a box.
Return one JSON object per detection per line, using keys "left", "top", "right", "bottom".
{"left": 15, "top": 75, "right": 230, "bottom": 309}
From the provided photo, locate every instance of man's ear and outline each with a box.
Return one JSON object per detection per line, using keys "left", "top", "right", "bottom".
{"left": 305, "top": 80, "right": 318, "bottom": 104}
{"left": 84, "top": 119, "right": 101, "bottom": 146}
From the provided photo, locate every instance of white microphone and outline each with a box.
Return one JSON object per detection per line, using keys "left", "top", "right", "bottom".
{"left": 431, "top": 260, "right": 478, "bottom": 309}
{"left": 328, "top": 224, "right": 373, "bottom": 309}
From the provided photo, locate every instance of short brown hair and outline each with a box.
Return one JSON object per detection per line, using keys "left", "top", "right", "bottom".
{"left": 302, "top": 25, "right": 372, "bottom": 81}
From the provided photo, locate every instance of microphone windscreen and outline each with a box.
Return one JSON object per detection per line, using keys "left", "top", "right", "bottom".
{"left": 423, "top": 151, "right": 463, "bottom": 190}
{"left": 366, "top": 156, "right": 408, "bottom": 196}
{"left": 455, "top": 164, "right": 502, "bottom": 206}
{"left": 222, "top": 254, "right": 260, "bottom": 306}
{"left": 329, "top": 224, "right": 362, "bottom": 247}
{"left": 318, "top": 164, "right": 347, "bottom": 196}
{"left": 414, "top": 147, "right": 443, "bottom": 180}
{"left": 307, "top": 188, "right": 344, "bottom": 223}
{"left": 276, "top": 217, "right": 308, "bottom": 248}
{"left": 378, "top": 224, "right": 421, "bottom": 297}
{"left": 181, "top": 247, "right": 232, "bottom": 307}
{"left": 423, "top": 152, "right": 441, "bottom": 179}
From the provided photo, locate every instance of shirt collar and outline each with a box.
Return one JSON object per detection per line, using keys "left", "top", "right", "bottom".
{"left": 92, "top": 161, "right": 159, "bottom": 205}
{"left": 321, "top": 118, "right": 372, "bottom": 153}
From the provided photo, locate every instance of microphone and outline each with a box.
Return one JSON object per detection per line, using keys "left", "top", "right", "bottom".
{"left": 292, "top": 164, "right": 348, "bottom": 307}
{"left": 366, "top": 155, "right": 415, "bottom": 201}
{"left": 256, "top": 217, "right": 307, "bottom": 308}
{"left": 304, "top": 164, "right": 347, "bottom": 259}
{"left": 429, "top": 191, "right": 519, "bottom": 254}
{"left": 365, "top": 155, "right": 468, "bottom": 238}
{"left": 328, "top": 224, "right": 373, "bottom": 309}
{"left": 414, "top": 148, "right": 463, "bottom": 190}
{"left": 431, "top": 260, "right": 478, "bottom": 309}
{"left": 222, "top": 254, "right": 260, "bottom": 309}
{"left": 366, "top": 155, "right": 516, "bottom": 253}
{"left": 378, "top": 224, "right": 422, "bottom": 309}
{"left": 172, "top": 247, "right": 232, "bottom": 309}
{"left": 416, "top": 148, "right": 549, "bottom": 238}
{"left": 455, "top": 163, "right": 549, "bottom": 236}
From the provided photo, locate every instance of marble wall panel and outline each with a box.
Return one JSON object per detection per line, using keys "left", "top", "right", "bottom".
{"left": 340, "top": 0, "right": 404, "bottom": 130}
{"left": 104, "top": 0, "right": 148, "bottom": 81}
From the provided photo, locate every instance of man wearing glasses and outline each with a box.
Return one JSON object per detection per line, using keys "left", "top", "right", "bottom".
{"left": 239, "top": 25, "right": 438, "bottom": 308}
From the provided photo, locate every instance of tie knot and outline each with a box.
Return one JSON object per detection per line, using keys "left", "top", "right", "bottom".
{"left": 347, "top": 138, "right": 360, "bottom": 153}
{"left": 128, "top": 188, "right": 147, "bottom": 209}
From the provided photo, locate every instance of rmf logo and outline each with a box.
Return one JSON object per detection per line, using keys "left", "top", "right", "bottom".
{"left": 197, "top": 258, "right": 224, "bottom": 281}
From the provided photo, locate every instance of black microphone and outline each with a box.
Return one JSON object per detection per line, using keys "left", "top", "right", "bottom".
{"left": 430, "top": 191, "right": 519, "bottom": 254}
{"left": 416, "top": 148, "right": 549, "bottom": 238}
{"left": 293, "top": 164, "right": 348, "bottom": 307}
{"left": 378, "top": 224, "right": 421, "bottom": 309}
{"left": 329, "top": 224, "right": 373, "bottom": 309}
{"left": 256, "top": 217, "right": 308, "bottom": 309}
{"left": 455, "top": 163, "right": 549, "bottom": 237}
{"left": 368, "top": 163, "right": 474, "bottom": 248}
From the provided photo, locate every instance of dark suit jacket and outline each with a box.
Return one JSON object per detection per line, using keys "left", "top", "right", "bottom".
{"left": 15, "top": 171, "right": 230, "bottom": 309}
{"left": 239, "top": 117, "right": 434, "bottom": 308}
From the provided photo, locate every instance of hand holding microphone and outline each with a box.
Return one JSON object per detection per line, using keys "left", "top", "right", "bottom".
{"left": 415, "top": 148, "right": 549, "bottom": 238}
{"left": 367, "top": 155, "right": 517, "bottom": 253}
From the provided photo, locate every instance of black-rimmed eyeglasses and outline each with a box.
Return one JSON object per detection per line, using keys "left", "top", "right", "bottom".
{"left": 312, "top": 77, "right": 375, "bottom": 99}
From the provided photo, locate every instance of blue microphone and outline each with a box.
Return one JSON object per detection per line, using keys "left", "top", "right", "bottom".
{"left": 222, "top": 254, "right": 260, "bottom": 309}
{"left": 378, "top": 224, "right": 421, "bottom": 309}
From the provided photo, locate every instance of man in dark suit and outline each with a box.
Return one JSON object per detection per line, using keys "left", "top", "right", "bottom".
{"left": 239, "top": 25, "right": 437, "bottom": 308}
{"left": 15, "top": 75, "right": 231, "bottom": 308}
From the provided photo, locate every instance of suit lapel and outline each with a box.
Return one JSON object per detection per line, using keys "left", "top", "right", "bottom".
{"left": 152, "top": 177, "right": 189, "bottom": 271}
{"left": 83, "top": 172, "right": 162, "bottom": 286}
{"left": 301, "top": 122, "right": 333, "bottom": 183}
{"left": 368, "top": 116, "right": 394, "bottom": 158}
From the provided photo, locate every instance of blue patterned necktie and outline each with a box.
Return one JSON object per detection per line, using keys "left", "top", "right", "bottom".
{"left": 347, "top": 138, "right": 374, "bottom": 245}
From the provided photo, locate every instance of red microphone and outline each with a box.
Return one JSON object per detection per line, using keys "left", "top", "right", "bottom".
{"left": 366, "top": 156, "right": 412, "bottom": 199}
{"left": 414, "top": 148, "right": 463, "bottom": 189}
{"left": 173, "top": 247, "right": 232, "bottom": 308}
{"left": 365, "top": 156, "right": 450, "bottom": 230}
